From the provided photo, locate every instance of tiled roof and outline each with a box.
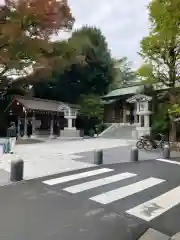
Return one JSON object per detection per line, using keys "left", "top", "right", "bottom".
{"left": 10, "top": 96, "right": 78, "bottom": 112}
{"left": 103, "top": 85, "right": 144, "bottom": 99}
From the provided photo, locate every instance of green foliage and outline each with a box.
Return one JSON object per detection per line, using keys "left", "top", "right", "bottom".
{"left": 137, "top": 64, "right": 157, "bottom": 84}
{"left": 151, "top": 103, "right": 170, "bottom": 134}
{"left": 33, "top": 26, "right": 115, "bottom": 103}
{"left": 139, "top": 0, "right": 180, "bottom": 140}
{"left": 110, "top": 57, "right": 137, "bottom": 90}
{"left": 168, "top": 104, "right": 180, "bottom": 118}
{"left": 139, "top": 0, "right": 180, "bottom": 89}
{"left": 79, "top": 94, "right": 103, "bottom": 121}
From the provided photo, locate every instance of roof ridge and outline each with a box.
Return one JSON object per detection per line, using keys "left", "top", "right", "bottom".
{"left": 115, "top": 82, "right": 144, "bottom": 90}
{"left": 14, "top": 95, "right": 78, "bottom": 108}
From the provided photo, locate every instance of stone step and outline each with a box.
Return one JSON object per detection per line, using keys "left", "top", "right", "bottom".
{"left": 138, "top": 228, "right": 170, "bottom": 240}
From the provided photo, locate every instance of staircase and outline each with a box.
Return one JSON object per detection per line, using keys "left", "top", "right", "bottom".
{"left": 99, "top": 123, "right": 137, "bottom": 140}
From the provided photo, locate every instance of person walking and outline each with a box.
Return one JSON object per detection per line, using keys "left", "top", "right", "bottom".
{"left": 7, "top": 122, "right": 17, "bottom": 154}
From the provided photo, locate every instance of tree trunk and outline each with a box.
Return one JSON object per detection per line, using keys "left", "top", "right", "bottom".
{"left": 169, "top": 120, "right": 177, "bottom": 142}
{"left": 169, "top": 89, "right": 177, "bottom": 142}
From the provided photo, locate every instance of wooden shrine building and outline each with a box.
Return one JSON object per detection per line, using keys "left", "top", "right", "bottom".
{"left": 5, "top": 95, "right": 80, "bottom": 138}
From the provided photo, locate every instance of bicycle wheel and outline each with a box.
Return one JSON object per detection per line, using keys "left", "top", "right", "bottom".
{"left": 143, "top": 141, "right": 153, "bottom": 151}
{"left": 136, "top": 141, "right": 144, "bottom": 149}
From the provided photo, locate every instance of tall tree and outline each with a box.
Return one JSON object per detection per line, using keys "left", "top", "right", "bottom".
{"left": 0, "top": 0, "right": 74, "bottom": 94}
{"left": 34, "top": 26, "right": 115, "bottom": 103}
{"left": 79, "top": 94, "right": 103, "bottom": 121}
{"left": 109, "top": 57, "right": 137, "bottom": 90}
{"left": 139, "top": 0, "right": 180, "bottom": 141}
{"left": 77, "top": 94, "right": 104, "bottom": 135}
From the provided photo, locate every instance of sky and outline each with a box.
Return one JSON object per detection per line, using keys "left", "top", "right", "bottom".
{"left": 66, "top": 0, "right": 151, "bottom": 69}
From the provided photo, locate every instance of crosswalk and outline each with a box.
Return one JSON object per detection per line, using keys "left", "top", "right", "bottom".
{"left": 42, "top": 167, "right": 180, "bottom": 222}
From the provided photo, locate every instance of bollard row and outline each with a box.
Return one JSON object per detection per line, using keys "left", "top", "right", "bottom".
{"left": 94, "top": 147, "right": 140, "bottom": 164}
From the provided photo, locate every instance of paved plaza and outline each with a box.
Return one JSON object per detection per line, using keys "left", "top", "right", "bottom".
{"left": 0, "top": 137, "right": 180, "bottom": 183}
{"left": 0, "top": 138, "right": 129, "bottom": 180}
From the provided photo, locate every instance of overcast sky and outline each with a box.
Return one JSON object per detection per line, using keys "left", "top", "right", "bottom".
{"left": 67, "top": 0, "right": 151, "bottom": 69}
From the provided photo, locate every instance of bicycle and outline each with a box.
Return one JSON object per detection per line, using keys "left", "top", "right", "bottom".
{"left": 136, "top": 136, "right": 148, "bottom": 149}
{"left": 136, "top": 133, "right": 168, "bottom": 151}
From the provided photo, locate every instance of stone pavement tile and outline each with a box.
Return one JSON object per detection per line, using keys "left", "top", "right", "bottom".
{"left": 139, "top": 228, "right": 169, "bottom": 240}
{"left": 0, "top": 152, "right": 95, "bottom": 180}
{"left": 0, "top": 138, "right": 140, "bottom": 180}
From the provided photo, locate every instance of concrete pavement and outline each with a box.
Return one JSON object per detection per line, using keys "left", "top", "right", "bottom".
{"left": 1, "top": 137, "right": 180, "bottom": 181}
{"left": 0, "top": 160, "right": 180, "bottom": 239}
{"left": 0, "top": 138, "right": 129, "bottom": 180}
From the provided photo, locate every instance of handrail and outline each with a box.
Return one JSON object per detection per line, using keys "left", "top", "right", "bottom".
{"left": 98, "top": 124, "right": 116, "bottom": 137}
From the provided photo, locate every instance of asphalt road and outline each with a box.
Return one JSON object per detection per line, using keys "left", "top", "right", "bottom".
{"left": 75, "top": 145, "right": 180, "bottom": 164}
{"left": 1, "top": 159, "right": 180, "bottom": 239}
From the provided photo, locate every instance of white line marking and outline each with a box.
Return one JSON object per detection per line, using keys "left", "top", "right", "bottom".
{"left": 126, "top": 185, "right": 180, "bottom": 221}
{"left": 64, "top": 172, "right": 137, "bottom": 193}
{"left": 156, "top": 158, "right": 180, "bottom": 165}
{"left": 90, "top": 177, "right": 165, "bottom": 205}
{"left": 42, "top": 168, "right": 113, "bottom": 185}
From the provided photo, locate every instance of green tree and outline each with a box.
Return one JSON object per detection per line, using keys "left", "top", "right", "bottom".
{"left": 33, "top": 26, "right": 115, "bottom": 103}
{"left": 137, "top": 64, "right": 157, "bottom": 84}
{"left": 139, "top": 0, "right": 180, "bottom": 141}
{"left": 110, "top": 57, "right": 137, "bottom": 90}
{"left": 78, "top": 94, "right": 104, "bottom": 135}
{"left": 79, "top": 94, "right": 104, "bottom": 121}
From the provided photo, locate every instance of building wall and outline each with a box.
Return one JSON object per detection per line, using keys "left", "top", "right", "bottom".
{"left": 103, "top": 99, "right": 135, "bottom": 124}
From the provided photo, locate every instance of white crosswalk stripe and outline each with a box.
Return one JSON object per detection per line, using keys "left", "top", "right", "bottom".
{"left": 64, "top": 172, "right": 137, "bottom": 193}
{"left": 43, "top": 168, "right": 113, "bottom": 185}
{"left": 126, "top": 185, "right": 180, "bottom": 221}
{"left": 42, "top": 169, "right": 180, "bottom": 221}
{"left": 156, "top": 158, "right": 180, "bottom": 165}
{"left": 90, "top": 177, "right": 165, "bottom": 204}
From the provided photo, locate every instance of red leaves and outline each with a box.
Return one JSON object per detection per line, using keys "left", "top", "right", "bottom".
{"left": 3, "top": 0, "right": 74, "bottom": 38}
{"left": 0, "top": 0, "right": 74, "bottom": 84}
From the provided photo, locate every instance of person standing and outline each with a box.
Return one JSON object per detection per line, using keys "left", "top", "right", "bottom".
{"left": 7, "top": 122, "right": 17, "bottom": 154}
{"left": 27, "top": 120, "right": 32, "bottom": 137}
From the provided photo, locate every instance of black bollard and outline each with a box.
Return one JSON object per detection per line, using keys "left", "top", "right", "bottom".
{"left": 131, "top": 147, "right": 139, "bottom": 162}
{"left": 163, "top": 145, "right": 170, "bottom": 159}
{"left": 94, "top": 150, "right": 103, "bottom": 165}
{"left": 10, "top": 158, "right": 24, "bottom": 182}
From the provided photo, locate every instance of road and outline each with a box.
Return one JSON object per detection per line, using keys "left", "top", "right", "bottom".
{"left": 0, "top": 159, "right": 180, "bottom": 239}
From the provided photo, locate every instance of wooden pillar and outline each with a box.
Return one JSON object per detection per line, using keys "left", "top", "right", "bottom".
{"left": 24, "top": 111, "right": 28, "bottom": 138}
{"left": 123, "top": 104, "right": 126, "bottom": 123}
{"left": 17, "top": 117, "right": 21, "bottom": 136}
{"left": 50, "top": 114, "right": 54, "bottom": 138}
{"left": 32, "top": 111, "right": 36, "bottom": 137}
{"left": 133, "top": 109, "right": 137, "bottom": 124}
